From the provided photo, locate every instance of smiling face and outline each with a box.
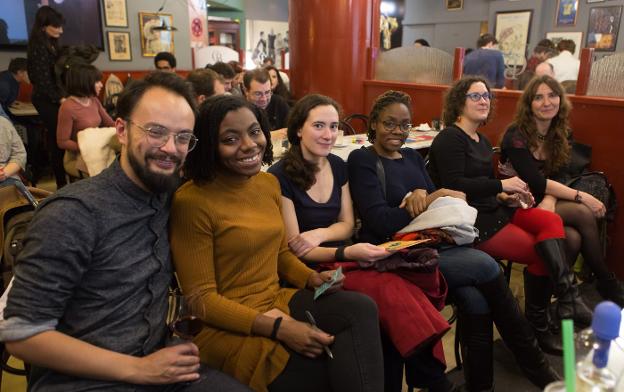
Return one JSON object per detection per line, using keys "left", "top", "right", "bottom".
{"left": 298, "top": 105, "right": 339, "bottom": 160}
{"left": 245, "top": 80, "right": 272, "bottom": 110}
{"left": 217, "top": 107, "right": 267, "bottom": 180}
{"left": 461, "top": 82, "right": 491, "bottom": 124}
{"left": 531, "top": 83, "right": 561, "bottom": 124}
{"left": 372, "top": 102, "right": 411, "bottom": 156}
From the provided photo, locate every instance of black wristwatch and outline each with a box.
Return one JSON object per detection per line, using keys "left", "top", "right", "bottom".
{"left": 574, "top": 190, "right": 583, "bottom": 203}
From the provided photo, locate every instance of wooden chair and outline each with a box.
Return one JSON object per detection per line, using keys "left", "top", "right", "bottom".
{"left": 343, "top": 113, "right": 369, "bottom": 134}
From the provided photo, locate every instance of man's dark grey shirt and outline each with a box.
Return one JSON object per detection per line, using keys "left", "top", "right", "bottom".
{"left": 0, "top": 160, "right": 174, "bottom": 391}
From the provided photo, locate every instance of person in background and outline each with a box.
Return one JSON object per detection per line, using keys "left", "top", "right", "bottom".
{"left": 227, "top": 60, "right": 245, "bottom": 96}
{"left": 208, "top": 61, "right": 236, "bottom": 93}
{"left": 428, "top": 76, "right": 593, "bottom": 355}
{"left": 56, "top": 63, "right": 114, "bottom": 178}
{"left": 0, "top": 57, "right": 28, "bottom": 115}
{"left": 187, "top": 68, "right": 226, "bottom": 104}
{"left": 547, "top": 39, "right": 580, "bottom": 83}
{"left": 170, "top": 94, "right": 384, "bottom": 392}
{"left": 28, "top": 5, "right": 67, "bottom": 188}
{"left": 0, "top": 115, "right": 26, "bottom": 186}
{"left": 526, "top": 39, "right": 555, "bottom": 73}
{"left": 154, "top": 51, "right": 177, "bottom": 72}
{"left": 413, "top": 39, "right": 430, "bottom": 47}
{"left": 463, "top": 33, "right": 506, "bottom": 89}
{"left": 262, "top": 57, "right": 275, "bottom": 67}
{"left": 243, "top": 68, "right": 290, "bottom": 131}
{"left": 265, "top": 65, "right": 291, "bottom": 104}
{"left": 0, "top": 71, "right": 251, "bottom": 392}
{"left": 499, "top": 75, "right": 624, "bottom": 307}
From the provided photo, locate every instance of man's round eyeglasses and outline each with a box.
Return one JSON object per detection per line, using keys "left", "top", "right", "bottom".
{"left": 465, "top": 92, "right": 494, "bottom": 102}
{"left": 128, "top": 120, "right": 198, "bottom": 151}
{"left": 251, "top": 90, "right": 272, "bottom": 99}
{"left": 381, "top": 120, "right": 412, "bottom": 132}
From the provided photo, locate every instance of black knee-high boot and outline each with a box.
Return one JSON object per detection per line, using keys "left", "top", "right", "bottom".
{"left": 457, "top": 313, "right": 494, "bottom": 392}
{"left": 535, "top": 239, "right": 593, "bottom": 327}
{"left": 523, "top": 268, "right": 564, "bottom": 355}
{"left": 477, "top": 272, "right": 561, "bottom": 389}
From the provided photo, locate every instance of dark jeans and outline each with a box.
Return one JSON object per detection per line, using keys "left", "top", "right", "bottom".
{"left": 159, "top": 364, "right": 252, "bottom": 392}
{"left": 268, "top": 290, "right": 384, "bottom": 392}
{"left": 31, "top": 95, "right": 66, "bottom": 188}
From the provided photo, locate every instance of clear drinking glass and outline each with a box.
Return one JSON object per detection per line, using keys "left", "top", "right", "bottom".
{"left": 167, "top": 288, "right": 204, "bottom": 341}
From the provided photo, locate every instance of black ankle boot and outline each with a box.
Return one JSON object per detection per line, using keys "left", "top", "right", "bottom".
{"left": 457, "top": 313, "right": 494, "bottom": 392}
{"left": 477, "top": 272, "right": 561, "bottom": 389}
{"left": 523, "top": 269, "right": 564, "bottom": 355}
{"left": 534, "top": 239, "right": 593, "bottom": 327}
{"left": 596, "top": 273, "right": 624, "bottom": 307}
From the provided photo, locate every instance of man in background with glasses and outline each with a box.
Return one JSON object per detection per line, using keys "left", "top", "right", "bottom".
{"left": 0, "top": 72, "right": 250, "bottom": 392}
{"left": 243, "top": 68, "right": 290, "bottom": 132}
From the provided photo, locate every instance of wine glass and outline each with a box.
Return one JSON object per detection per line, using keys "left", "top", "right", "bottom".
{"left": 167, "top": 288, "right": 204, "bottom": 342}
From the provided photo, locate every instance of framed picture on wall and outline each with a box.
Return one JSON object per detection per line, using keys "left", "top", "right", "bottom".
{"left": 446, "top": 0, "right": 463, "bottom": 11}
{"left": 494, "top": 10, "right": 533, "bottom": 66}
{"left": 107, "top": 31, "right": 132, "bottom": 61}
{"left": 103, "top": 0, "right": 128, "bottom": 27}
{"left": 139, "top": 12, "right": 175, "bottom": 57}
{"left": 556, "top": 0, "right": 579, "bottom": 26}
{"left": 587, "top": 0, "right": 605, "bottom": 3}
{"left": 586, "top": 6, "right": 622, "bottom": 51}
{"left": 546, "top": 31, "right": 583, "bottom": 58}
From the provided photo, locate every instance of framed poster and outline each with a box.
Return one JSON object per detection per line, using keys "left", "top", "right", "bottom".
{"left": 446, "top": 0, "right": 463, "bottom": 11}
{"left": 103, "top": 0, "right": 128, "bottom": 27}
{"left": 494, "top": 10, "right": 533, "bottom": 65}
{"left": 586, "top": 6, "right": 622, "bottom": 52}
{"left": 556, "top": 0, "right": 578, "bottom": 26}
{"left": 107, "top": 31, "right": 132, "bottom": 61}
{"left": 587, "top": 0, "right": 605, "bottom": 3}
{"left": 546, "top": 32, "right": 583, "bottom": 58}
{"left": 139, "top": 12, "right": 175, "bottom": 57}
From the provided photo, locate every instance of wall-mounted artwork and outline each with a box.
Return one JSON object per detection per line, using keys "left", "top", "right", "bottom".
{"left": 107, "top": 31, "right": 131, "bottom": 61}
{"left": 139, "top": 12, "right": 175, "bottom": 57}
{"left": 446, "top": 0, "right": 463, "bottom": 11}
{"left": 546, "top": 32, "right": 583, "bottom": 59}
{"left": 495, "top": 10, "right": 533, "bottom": 66}
{"left": 587, "top": 6, "right": 622, "bottom": 51}
{"left": 245, "top": 19, "right": 288, "bottom": 68}
{"left": 556, "top": 0, "right": 579, "bottom": 26}
{"left": 103, "top": 0, "right": 128, "bottom": 28}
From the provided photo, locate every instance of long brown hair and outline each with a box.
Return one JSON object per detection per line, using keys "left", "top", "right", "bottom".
{"left": 513, "top": 75, "right": 571, "bottom": 175}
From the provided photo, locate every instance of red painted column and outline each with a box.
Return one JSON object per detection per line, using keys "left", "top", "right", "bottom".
{"left": 289, "top": 0, "right": 375, "bottom": 116}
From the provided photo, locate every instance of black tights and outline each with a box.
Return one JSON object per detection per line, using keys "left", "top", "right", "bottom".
{"left": 557, "top": 200, "right": 610, "bottom": 280}
{"left": 268, "top": 290, "right": 384, "bottom": 392}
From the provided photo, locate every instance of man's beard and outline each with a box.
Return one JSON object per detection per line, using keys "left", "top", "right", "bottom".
{"left": 127, "top": 146, "right": 182, "bottom": 194}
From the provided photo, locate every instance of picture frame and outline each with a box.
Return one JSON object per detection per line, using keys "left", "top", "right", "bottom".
{"left": 139, "top": 12, "right": 175, "bottom": 57}
{"left": 586, "top": 6, "right": 622, "bottom": 52}
{"left": 587, "top": 0, "right": 605, "bottom": 3}
{"left": 546, "top": 32, "right": 583, "bottom": 59}
{"left": 494, "top": 10, "right": 533, "bottom": 65}
{"left": 556, "top": 0, "right": 578, "bottom": 26}
{"left": 103, "top": 0, "right": 128, "bottom": 27}
{"left": 107, "top": 31, "right": 132, "bottom": 61}
{"left": 446, "top": 0, "right": 463, "bottom": 11}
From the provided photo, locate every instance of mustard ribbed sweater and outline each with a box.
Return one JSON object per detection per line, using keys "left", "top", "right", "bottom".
{"left": 169, "top": 172, "right": 314, "bottom": 391}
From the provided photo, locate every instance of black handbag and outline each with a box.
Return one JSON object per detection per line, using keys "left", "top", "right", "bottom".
{"left": 566, "top": 171, "right": 617, "bottom": 222}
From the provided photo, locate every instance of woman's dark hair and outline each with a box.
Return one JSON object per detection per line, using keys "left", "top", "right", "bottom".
{"left": 442, "top": 76, "right": 495, "bottom": 126}
{"left": 367, "top": 90, "right": 412, "bottom": 143}
{"left": 513, "top": 75, "right": 571, "bottom": 175}
{"left": 65, "top": 64, "right": 102, "bottom": 97}
{"left": 184, "top": 95, "right": 273, "bottom": 183}
{"left": 264, "top": 65, "right": 290, "bottom": 102}
{"left": 29, "top": 6, "right": 64, "bottom": 52}
{"left": 282, "top": 94, "right": 341, "bottom": 190}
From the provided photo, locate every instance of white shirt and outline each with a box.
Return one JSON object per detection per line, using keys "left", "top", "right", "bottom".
{"left": 547, "top": 51, "right": 580, "bottom": 82}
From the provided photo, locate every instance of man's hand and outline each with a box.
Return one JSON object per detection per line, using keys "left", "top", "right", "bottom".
{"left": 276, "top": 318, "right": 334, "bottom": 358}
{"left": 130, "top": 343, "right": 201, "bottom": 385}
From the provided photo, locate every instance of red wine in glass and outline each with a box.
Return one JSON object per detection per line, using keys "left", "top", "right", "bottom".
{"left": 171, "top": 316, "right": 203, "bottom": 340}
{"left": 168, "top": 288, "right": 204, "bottom": 341}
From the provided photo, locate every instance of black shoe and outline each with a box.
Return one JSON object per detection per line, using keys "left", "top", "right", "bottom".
{"left": 477, "top": 272, "right": 561, "bottom": 388}
{"left": 596, "top": 273, "right": 624, "bottom": 307}
{"left": 457, "top": 313, "right": 494, "bottom": 392}
{"left": 555, "top": 274, "right": 593, "bottom": 328}
{"left": 523, "top": 269, "right": 564, "bottom": 356}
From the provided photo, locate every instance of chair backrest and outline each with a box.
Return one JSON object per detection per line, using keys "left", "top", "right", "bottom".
{"left": 343, "top": 113, "right": 369, "bottom": 134}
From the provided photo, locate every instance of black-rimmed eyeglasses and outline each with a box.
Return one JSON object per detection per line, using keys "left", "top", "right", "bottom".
{"left": 381, "top": 120, "right": 412, "bottom": 132}
{"left": 128, "top": 120, "right": 198, "bottom": 152}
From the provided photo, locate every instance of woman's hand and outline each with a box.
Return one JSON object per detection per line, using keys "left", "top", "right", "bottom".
{"left": 498, "top": 192, "right": 535, "bottom": 209}
{"left": 344, "top": 243, "right": 391, "bottom": 262}
{"left": 306, "top": 270, "right": 344, "bottom": 292}
{"left": 501, "top": 176, "right": 530, "bottom": 195}
{"left": 263, "top": 308, "right": 294, "bottom": 322}
{"left": 399, "top": 189, "right": 428, "bottom": 218}
{"left": 580, "top": 192, "right": 606, "bottom": 218}
{"left": 276, "top": 318, "right": 334, "bottom": 358}
{"left": 288, "top": 229, "right": 326, "bottom": 257}
{"left": 537, "top": 195, "right": 557, "bottom": 212}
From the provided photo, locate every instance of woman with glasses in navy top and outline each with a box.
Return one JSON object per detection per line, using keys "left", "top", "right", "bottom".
{"left": 428, "top": 76, "right": 592, "bottom": 357}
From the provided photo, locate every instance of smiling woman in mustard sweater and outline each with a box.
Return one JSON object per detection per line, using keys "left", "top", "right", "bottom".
{"left": 169, "top": 95, "right": 384, "bottom": 392}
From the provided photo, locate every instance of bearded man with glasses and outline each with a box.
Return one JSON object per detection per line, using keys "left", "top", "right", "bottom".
{"left": 0, "top": 72, "right": 251, "bottom": 392}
